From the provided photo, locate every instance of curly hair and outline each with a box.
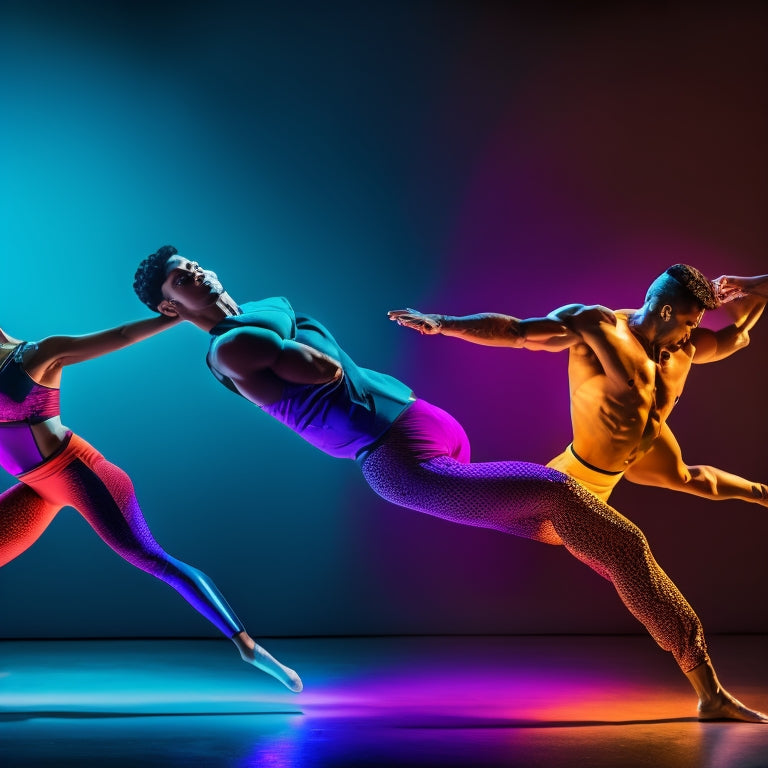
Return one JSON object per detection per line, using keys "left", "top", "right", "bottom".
{"left": 646, "top": 264, "right": 718, "bottom": 312}
{"left": 133, "top": 245, "right": 178, "bottom": 311}
{"left": 664, "top": 264, "right": 719, "bottom": 311}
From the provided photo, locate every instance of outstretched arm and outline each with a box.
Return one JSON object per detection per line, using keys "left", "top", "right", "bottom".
{"left": 25, "top": 314, "right": 182, "bottom": 386}
{"left": 387, "top": 308, "right": 580, "bottom": 351}
{"left": 624, "top": 423, "right": 768, "bottom": 507}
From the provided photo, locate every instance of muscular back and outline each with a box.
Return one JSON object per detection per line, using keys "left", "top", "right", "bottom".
{"left": 564, "top": 309, "right": 694, "bottom": 472}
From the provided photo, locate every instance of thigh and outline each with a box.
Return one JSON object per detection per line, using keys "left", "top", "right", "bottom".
{"left": 0, "top": 482, "right": 60, "bottom": 566}
{"left": 547, "top": 479, "right": 649, "bottom": 577}
{"left": 362, "top": 441, "right": 564, "bottom": 544}
{"left": 46, "top": 454, "right": 166, "bottom": 560}
{"left": 624, "top": 424, "right": 689, "bottom": 488}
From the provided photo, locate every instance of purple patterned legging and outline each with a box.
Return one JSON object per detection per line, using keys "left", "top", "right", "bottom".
{"left": 0, "top": 433, "right": 243, "bottom": 637}
{"left": 360, "top": 399, "right": 708, "bottom": 672}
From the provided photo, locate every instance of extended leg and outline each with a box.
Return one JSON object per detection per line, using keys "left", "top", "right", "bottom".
{"left": 360, "top": 405, "right": 766, "bottom": 720}
{"left": 362, "top": 444, "right": 708, "bottom": 669}
{"left": 20, "top": 436, "right": 301, "bottom": 692}
{"left": 625, "top": 423, "right": 768, "bottom": 507}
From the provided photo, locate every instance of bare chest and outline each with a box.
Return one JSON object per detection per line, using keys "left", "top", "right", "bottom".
{"left": 647, "top": 349, "right": 691, "bottom": 414}
{"left": 571, "top": 342, "right": 692, "bottom": 420}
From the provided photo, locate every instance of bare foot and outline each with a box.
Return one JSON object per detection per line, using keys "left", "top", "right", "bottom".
{"left": 686, "top": 660, "right": 767, "bottom": 723}
{"left": 698, "top": 690, "right": 768, "bottom": 723}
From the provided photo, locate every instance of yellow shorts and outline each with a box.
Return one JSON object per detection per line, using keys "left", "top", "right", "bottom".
{"left": 547, "top": 445, "right": 623, "bottom": 503}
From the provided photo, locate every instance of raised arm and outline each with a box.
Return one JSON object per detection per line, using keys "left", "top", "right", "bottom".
{"left": 25, "top": 314, "right": 181, "bottom": 386}
{"left": 388, "top": 308, "right": 581, "bottom": 351}
{"left": 691, "top": 276, "right": 767, "bottom": 363}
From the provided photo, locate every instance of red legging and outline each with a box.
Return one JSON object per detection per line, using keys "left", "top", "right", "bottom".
{"left": 1, "top": 433, "right": 243, "bottom": 636}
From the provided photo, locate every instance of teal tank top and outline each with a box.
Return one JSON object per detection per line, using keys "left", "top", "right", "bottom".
{"left": 207, "top": 298, "right": 414, "bottom": 459}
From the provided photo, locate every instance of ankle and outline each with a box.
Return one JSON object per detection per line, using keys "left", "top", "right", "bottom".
{"left": 685, "top": 660, "right": 722, "bottom": 706}
{"left": 231, "top": 630, "right": 256, "bottom": 659}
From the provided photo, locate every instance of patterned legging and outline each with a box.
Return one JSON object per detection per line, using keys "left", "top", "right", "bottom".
{"left": 0, "top": 433, "right": 243, "bottom": 637}
{"left": 360, "top": 399, "right": 708, "bottom": 672}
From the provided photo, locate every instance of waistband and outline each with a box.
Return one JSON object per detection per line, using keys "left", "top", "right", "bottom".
{"left": 547, "top": 444, "right": 625, "bottom": 503}
{"left": 17, "top": 431, "right": 98, "bottom": 484}
{"left": 355, "top": 395, "right": 417, "bottom": 464}
{"left": 569, "top": 444, "right": 624, "bottom": 476}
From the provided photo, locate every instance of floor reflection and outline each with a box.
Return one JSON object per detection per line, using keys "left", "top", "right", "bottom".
{"left": 1, "top": 635, "right": 767, "bottom": 767}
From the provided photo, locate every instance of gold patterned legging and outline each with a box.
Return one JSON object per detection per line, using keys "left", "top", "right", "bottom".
{"left": 360, "top": 399, "right": 708, "bottom": 672}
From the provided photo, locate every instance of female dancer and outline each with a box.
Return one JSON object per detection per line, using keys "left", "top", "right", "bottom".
{"left": 0, "top": 313, "right": 301, "bottom": 692}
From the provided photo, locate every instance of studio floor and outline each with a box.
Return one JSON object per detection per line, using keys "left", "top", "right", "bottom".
{"left": 1, "top": 634, "right": 767, "bottom": 768}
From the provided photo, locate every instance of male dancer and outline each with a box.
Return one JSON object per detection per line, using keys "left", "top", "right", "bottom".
{"left": 389, "top": 265, "right": 767, "bottom": 505}
{"left": 133, "top": 246, "right": 767, "bottom": 721}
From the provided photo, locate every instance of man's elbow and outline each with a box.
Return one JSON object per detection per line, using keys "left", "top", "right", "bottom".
{"left": 687, "top": 465, "right": 719, "bottom": 496}
{"left": 723, "top": 330, "right": 751, "bottom": 356}
{"left": 735, "top": 330, "right": 751, "bottom": 350}
{"left": 707, "top": 329, "right": 751, "bottom": 361}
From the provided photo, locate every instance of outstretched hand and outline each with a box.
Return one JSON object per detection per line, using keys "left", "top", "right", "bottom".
{"left": 388, "top": 308, "right": 443, "bottom": 335}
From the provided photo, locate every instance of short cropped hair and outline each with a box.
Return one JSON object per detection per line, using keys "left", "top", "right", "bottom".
{"left": 134, "top": 245, "right": 178, "bottom": 311}
{"left": 665, "top": 264, "right": 719, "bottom": 310}
{"left": 646, "top": 264, "right": 719, "bottom": 311}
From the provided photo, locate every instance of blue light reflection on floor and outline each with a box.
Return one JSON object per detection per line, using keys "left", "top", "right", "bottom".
{"left": 2, "top": 636, "right": 768, "bottom": 768}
